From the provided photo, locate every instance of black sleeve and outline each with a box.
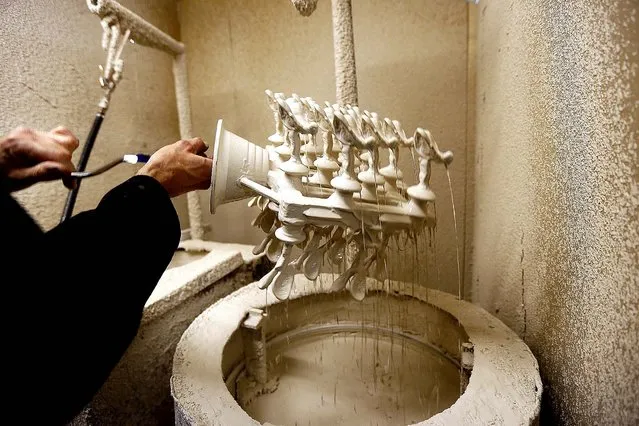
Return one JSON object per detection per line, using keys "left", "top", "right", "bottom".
{"left": 2, "top": 175, "right": 180, "bottom": 424}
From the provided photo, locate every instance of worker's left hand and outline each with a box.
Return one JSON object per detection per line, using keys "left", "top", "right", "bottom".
{"left": 0, "top": 126, "right": 79, "bottom": 192}
{"left": 137, "top": 137, "right": 212, "bottom": 198}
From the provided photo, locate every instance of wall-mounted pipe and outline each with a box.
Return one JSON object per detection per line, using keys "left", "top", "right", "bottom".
{"left": 86, "top": 0, "right": 184, "bottom": 55}
{"left": 173, "top": 53, "right": 205, "bottom": 240}
{"left": 331, "top": 0, "right": 358, "bottom": 106}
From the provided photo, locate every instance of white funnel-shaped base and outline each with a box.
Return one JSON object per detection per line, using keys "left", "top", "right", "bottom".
{"left": 210, "top": 119, "right": 271, "bottom": 214}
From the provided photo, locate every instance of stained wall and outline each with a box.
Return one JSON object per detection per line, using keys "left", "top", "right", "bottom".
{"left": 178, "top": 0, "right": 472, "bottom": 295}
{"left": 472, "top": 1, "right": 638, "bottom": 423}
{"left": 0, "top": 0, "right": 189, "bottom": 229}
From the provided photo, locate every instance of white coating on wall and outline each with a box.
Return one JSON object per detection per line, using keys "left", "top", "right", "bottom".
{"left": 330, "top": 0, "right": 358, "bottom": 106}
{"left": 472, "top": 0, "right": 638, "bottom": 423}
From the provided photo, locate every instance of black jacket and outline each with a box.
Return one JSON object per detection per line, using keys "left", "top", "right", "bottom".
{"left": 0, "top": 175, "right": 180, "bottom": 424}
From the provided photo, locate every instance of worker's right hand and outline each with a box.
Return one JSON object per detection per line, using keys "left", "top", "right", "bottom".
{"left": 0, "top": 126, "right": 79, "bottom": 192}
{"left": 137, "top": 137, "right": 212, "bottom": 198}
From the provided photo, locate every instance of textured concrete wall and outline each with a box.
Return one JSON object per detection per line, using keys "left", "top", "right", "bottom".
{"left": 178, "top": 0, "right": 471, "bottom": 295}
{"left": 0, "top": 0, "right": 188, "bottom": 229}
{"left": 472, "top": 1, "right": 638, "bottom": 424}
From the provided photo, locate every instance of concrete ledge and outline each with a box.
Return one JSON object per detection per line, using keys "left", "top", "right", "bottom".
{"left": 145, "top": 241, "right": 264, "bottom": 322}
{"left": 145, "top": 250, "right": 244, "bottom": 323}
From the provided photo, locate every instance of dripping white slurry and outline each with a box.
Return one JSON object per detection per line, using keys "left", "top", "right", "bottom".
{"left": 446, "top": 167, "right": 462, "bottom": 300}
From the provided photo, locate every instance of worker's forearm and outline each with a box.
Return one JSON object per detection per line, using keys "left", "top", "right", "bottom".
{"left": 44, "top": 175, "right": 180, "bottom": 307}
{"left": 3, "top": 176, "right": 181, "bottom": 425}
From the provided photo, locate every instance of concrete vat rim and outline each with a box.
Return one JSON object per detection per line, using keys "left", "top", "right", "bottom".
{"left": 171, "top": 274, "right": 542, "bottom": 425}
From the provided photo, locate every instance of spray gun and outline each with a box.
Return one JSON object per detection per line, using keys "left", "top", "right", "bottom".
{"left": 69, "top": 154, "right": 150, "bottom": 180}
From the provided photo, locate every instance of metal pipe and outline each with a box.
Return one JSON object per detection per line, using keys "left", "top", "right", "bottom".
{"left": 240, "top": 308, "right": 268, "bottom": 385}
{"left": 70, "top": 154, "right": 150, "bottom": 179}
{"left": 86, "top": 0, "right": 184, "bottom": 55}
{"left": 331, "top": 0, "right": 358, "bottom": 106}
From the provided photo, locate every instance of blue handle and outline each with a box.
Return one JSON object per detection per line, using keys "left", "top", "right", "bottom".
{"left": 135, "top": 153, "right": 151, "bottom": 163}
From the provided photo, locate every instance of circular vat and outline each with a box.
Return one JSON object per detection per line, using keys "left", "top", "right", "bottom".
{"left": 172, "top": 274, "right": 542, "bottom": 425}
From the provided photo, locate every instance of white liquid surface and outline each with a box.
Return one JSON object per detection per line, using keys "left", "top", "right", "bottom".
{"left": 241, "top": 329, "right": 460, "bottom": 426}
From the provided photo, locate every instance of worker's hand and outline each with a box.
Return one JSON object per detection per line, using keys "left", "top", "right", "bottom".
{"left": 0, "top": 126, "right": 79, "bottom": 192}
{"left": 137, "top": 137, "right": 212, "bottom": 198}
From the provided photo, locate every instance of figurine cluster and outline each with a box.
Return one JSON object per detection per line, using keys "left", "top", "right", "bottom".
{"left": 247, "top": 90, "right": 453, "bottom": 301}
